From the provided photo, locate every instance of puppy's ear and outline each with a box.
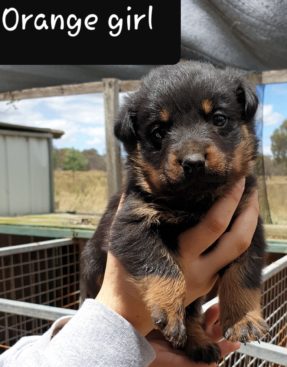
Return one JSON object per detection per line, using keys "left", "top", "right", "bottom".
{"left": 114, "top": 96, "right": 137, "bottom": 152}
{"left": 236, "top": 80, "right": 259, "bottom": 121}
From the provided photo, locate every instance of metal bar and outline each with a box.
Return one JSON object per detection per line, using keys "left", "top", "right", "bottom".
{"left": 103, "top": 78, "right": 122, "bottom": 197}
{"left": 0, "top": 298, "right": 76, "bottom": 321}
{"left": 267, "top": 243, "right": 287, "bottom": 254}
{"left": 0, "top": 224, "right": 94, "bottom": 239}
{"left": 239, "top": 341, "right": 287, "bottom": 366}
{"left": 262, "top": 254, "right": 287, "bottom": 281}
{"left": 0, "top": 238, "right": 73, "bottom": 256}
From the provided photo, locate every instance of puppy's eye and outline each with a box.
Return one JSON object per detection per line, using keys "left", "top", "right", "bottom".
{"left": 151, "top": 127, "right": 166, "bottom": 141}
{"left": 213, "top": 114, "right": 227, "bottom": 127}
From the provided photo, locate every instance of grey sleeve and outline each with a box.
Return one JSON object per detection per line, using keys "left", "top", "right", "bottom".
{"left": 0, "top": 299, "right": 156, "bottom": 367}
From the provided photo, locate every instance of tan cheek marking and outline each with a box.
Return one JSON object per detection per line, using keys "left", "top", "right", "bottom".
{"left": 165, "top": 152, "right": 182, "bottom": 182}
{"left": 144, "top": 162, "right": 164, "bottom": 189}
{"left": 160, "top": 109, "right": 170, "bottom": 122}
{"left": 205, "top": 145, "right": 227, "bottom": 174}
{"left": 133, "top": 145, "right": 164, "bottom": 192}
{"left": 201, "top": 99, "right": 213, "bottom": 114}
{"left": 233, "top": 125, "right": 255, "bottom": 175}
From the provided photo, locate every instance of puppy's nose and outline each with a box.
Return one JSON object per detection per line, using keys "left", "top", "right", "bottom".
{"left": 182, "top": 153, "right": 205, "bottom": 176}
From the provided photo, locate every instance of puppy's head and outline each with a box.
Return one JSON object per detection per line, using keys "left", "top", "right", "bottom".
{"left": 115, "top": 62, "right": 258, "bottom": 196}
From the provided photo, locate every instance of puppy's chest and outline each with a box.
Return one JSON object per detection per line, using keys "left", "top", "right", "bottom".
{"left": 153, "top": 199, "right": 214, "bottom": 252}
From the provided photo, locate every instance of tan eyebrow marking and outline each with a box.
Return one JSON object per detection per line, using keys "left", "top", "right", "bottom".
{"left": 201, "top": 99, "right": 213, "bottom": 114}
{"left": 159, "top": 109, "right": 170, "bottom": 122}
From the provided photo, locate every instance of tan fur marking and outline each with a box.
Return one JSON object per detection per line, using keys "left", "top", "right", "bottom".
{"left": 131, "top": 201, "right": 161, "bottom": 225}
{"left": 185, "top": 317, "right": 217, "bottom": 353}
{"left": 219, "top": 263, "right": 263, "bottom": 330}
{"left": 136, "top": 273, "right": 186, "bottom": 328}
{"left": 201, "top": 99, "right": 213, "bottom": 114}
{"left": 142, "top": 275, "right": 186, "bottom": 308}
{"left": 165, "top": 152, "right": 182, "bottom": 182}
{"left": 143, "top": 161, "right": 164, "bottom": 190}
{"left": 129, "top": 195, "right": 190, "bottom": 225}
{"left": 205, "top": 145, "right": 227, "bottom": 174}
{"left": 160, "top": 109, "right": 170, "bottom": 122}
{"left": 132, "top": 145, "right": 164, "bottom": 192}
{"left": 232, "top": 125, "right": 255, "bottom": 175}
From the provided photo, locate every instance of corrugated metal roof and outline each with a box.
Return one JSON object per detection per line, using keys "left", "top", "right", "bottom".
{"left": 0, "top": 122, "right": 64, "bottom": 139}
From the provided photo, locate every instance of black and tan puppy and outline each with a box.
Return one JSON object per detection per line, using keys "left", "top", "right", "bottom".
{"left": 82, "top": 62, "right": 268, "bottom": 363}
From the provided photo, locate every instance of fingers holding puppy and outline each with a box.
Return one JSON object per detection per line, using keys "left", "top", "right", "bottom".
{"left": 179, "top": 178, "right": 245, "bottom": 257}
{"left": 178, "top": 180, "right": 259, "bottom": 303}
{"left": 205, "top": 189, "right": 259, "bottom": 273}
{"left": 179, "top": 178, "right": 246, "bottom": 259}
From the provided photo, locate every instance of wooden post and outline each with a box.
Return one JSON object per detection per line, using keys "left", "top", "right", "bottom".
{"left": 247, "top": 72, "right": 272, "bottom": 224}
{"left": 103, "top": 78, "right": 122, "bottom": 198}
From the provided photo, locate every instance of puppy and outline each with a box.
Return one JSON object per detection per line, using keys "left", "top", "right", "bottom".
{"left": 82, "top": 62, "right": 268, "bottom": 363}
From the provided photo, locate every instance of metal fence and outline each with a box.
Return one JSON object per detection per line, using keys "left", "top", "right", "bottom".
{"left": 0, "top": 238, "right": 286, "bottom": 365}
{"left": 0, "top": 238, "right": 80, "bottom": 352}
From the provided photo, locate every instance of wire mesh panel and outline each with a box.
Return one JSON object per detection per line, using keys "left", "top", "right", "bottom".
{"left": 0, "top": 238, "right": 81, "bottom": 352}
{"left": 220, "top": 259, "right": 287, "bottom": 367}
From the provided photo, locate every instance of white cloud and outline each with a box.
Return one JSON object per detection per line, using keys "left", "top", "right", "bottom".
{"left": 84, "top": 127, "right": 106, "bottom": 147}
{"left": 263, "top": 144, "right": 272, "bottom": 156}
{"left": 0, "top": 94, "right": 106, "bottom": 152}
{"left": 261, "top": 104, "right": 284, "bottom": 126}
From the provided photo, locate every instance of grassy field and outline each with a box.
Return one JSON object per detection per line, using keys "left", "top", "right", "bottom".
{"left": 54, "top": 170, "right": 108, "bottom": 214}
{"left": 54, "top": 171, "right": 287, "bottom": 224}
{"left": 265, "top": 176, "right": 287, "bottom": 224}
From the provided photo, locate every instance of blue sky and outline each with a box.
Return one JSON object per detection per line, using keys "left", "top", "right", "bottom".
{"left": 0, "top": 84, "right": 286, "bottom": 156}
{"left": 259, "top": 83, "right": 287, "bottom": 156}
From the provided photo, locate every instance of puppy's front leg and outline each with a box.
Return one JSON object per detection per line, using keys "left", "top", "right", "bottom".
{"left": 110, "top": 227, "right": 187, "bottom": 347}
{"left": 219, "top": 231, "right": 268, "bottom": 343}
{"left": 139, "top": 254, "right": 187, "bottom": 348}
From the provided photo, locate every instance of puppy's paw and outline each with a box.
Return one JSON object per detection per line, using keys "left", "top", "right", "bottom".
{"left": 186, "top": 341, "right": 221, "bottom": 364}
{"left": 151, "top": 307, "right": 187, "bottom": 348}
{"left": 163, "top": 317, "right": 187, "bottom": 349}
{"left": 224, "top": 312, "right": 269, "bottom": 344}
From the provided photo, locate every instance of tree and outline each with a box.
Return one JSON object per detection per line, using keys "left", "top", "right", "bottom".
{"left": 53, "top": 148, "right": 68, "bottom": 170}
{"left": 82, "top": 149, "right": 106, "bottom": 171}
{"left": 62, "top": 148, "right": 88, "bottom": 171}
{"left": 271, "top": 120, "right": 287, "bottom": 164}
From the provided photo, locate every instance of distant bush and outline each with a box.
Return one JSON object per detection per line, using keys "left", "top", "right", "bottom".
{"left": 53, "top": 147, "right": 106, "bottom": 171}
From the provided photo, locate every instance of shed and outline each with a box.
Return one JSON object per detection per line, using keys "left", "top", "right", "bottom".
{"left": 0, "top": 122, "right": 63, "bottom": 216}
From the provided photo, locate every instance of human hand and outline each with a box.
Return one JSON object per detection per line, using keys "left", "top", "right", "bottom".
{"left": 96, "top": 178, "right": 259, "bottom": 335}
{"left": 147, "top": 304, "right": 240, "bottom": 367}
{"left": 179, "top": 179, "right": 259, "bottom": 305}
